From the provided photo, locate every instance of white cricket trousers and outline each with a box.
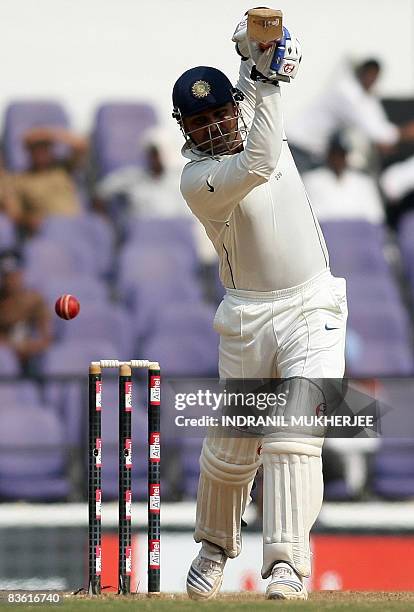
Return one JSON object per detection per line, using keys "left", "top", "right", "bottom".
{"left": 194, "top": 268, "right": 347, "bottom": 578}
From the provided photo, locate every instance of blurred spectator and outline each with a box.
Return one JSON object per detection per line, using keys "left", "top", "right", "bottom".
{"left": 288, "top": 59, "right": 414, "bottom": 173}
{"left": 12, "top": 127, "right": 88, "bottom": 236}
{"left": 0, "top": 250, "right": 52, "bottom": 372}
{"left": 380, "top": 155, "right": 414, "bottom": 204}
{"left": 303, "top": 134, "right": 385, "bottom": 223}
{"left": 0, "top": 155, "right": 20, "bottom": 223}
{"left": 96, "top": 127, "right": 188, "bottom": 218}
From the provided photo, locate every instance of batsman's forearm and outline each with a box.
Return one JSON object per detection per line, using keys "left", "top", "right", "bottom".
{"left": 236, "top": 58, "right": 257, "bottom": 120}
{"left": 242, "top": 81, "right": 283, "bottom": 179}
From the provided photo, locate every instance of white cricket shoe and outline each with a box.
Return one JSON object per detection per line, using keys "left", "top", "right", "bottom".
{"left": 266, "top": 561, "right": 308, "bottom": 600}
{"left": 186, "top": 541, "right": 227, "bottom": 601}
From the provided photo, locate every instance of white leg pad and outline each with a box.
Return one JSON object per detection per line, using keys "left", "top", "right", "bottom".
{"left": 194, "top": 432, "right": 261, "bottom": 558}
{"left": 262, "top": 437, "right": 323, "bottom": 578}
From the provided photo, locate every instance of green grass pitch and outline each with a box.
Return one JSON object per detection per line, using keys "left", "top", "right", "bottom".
{"left": 1, "top": 592, "right": 414, "bottom": 612}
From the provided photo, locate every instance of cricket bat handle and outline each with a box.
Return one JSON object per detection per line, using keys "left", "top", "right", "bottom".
{"left": 247, "top": 8, "right": 283, "bottom": 44}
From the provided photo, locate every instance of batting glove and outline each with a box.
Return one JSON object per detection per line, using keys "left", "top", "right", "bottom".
{"left": 264, "top": 27, "right": 302, "bottom": 82}
{"left": 232, "top": 14, "right": 250, "bottom": 60}
{"left": 232, "top": 17, "right": 302, "bottom": 83}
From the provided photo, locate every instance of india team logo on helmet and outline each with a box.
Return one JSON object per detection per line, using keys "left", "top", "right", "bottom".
{"left": 191, "top": 80, "right": 211, "bottom": 99}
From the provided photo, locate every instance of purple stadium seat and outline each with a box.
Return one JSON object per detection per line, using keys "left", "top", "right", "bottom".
{"left": 373, "top": 441, "right": 414, "bottom": 499}
{"left": 344, "top": 274, "right": 414, "bottom": 375}
{"left": 322, "top": 219, "right": 386, "bottom": 246}
{"left": 23, "top": 237, "right": 79, "bottom": 283}
{"left": 42, "top": 339, "right": 121, "bottom": 447}
{"left": 58, "top": 303, "right": 134, "bottom": 357}
{"left": 131, "top": 282, "right": 204, "bottom": 345}
{"left": 154, "top": 302, "right": 216, "bottom": 337}
{"left": 320, "top": 220, "right": 414, "bottom": 376}
{"left": 143, "top": 319, "right": 218, "bottom": 377}
{"left": 371, "top": 382, "right": 414, "bottom": 499}
{"left": 136, "top": 299, "right": 217, "bottom": 358}
{"left": 39, "top": 214, "right": 116, "bottom": 278}
{"left": 78, "top": 213, "right": 116, "bottom": 277}
{"left": 3, "top": 101, "right": 69, "bottom": 172}
{"left": 43, "top": 379, "right": 83, "bottom": 448}
{"left": 33, "top": 274, "right": 109, "bottom": 343}
{"left": 375, "top": 379, "right": 414, "bottom": 438}
{"left": 0, "top": 381, "right": 41, "bottom": 406}
{"left": 398, "top": 211, "right": 414, "bottom": 289}
{"left": 0, "top": 401, "right": 69, "bottom": 501}
{"left": 93, "top": 103, "right": 158, "bottom": 177}
{"left": 118, "top": 241, "right": 197, "bottom": 297}
{"left": 37, "top": 275, "right": 108, "bottom": 310}
{"left": 347, "top": 303, "right": 410, "bottom": 343}
{"left": 125, "top": 218, "right": 198, "bottom": 265}
{"left": 323, "top": 480, "right": 352, "bottom": 501}
{"left": 321, "top": 220, "right": 389, "bottom": 277}
{"left": 0, "top": 214, "right": 17, "bottom": 250}
{"left": 42, "top": 338, "right": 120, "bottom": 376}
{"left": 346, "top": 275, "right": 401, "bottom": 307}
{"left": 0, "top": 346, "right": 20, "bottom": 375}
{"left": 214, "top": 263, "right": 226, "bottom": 303}
{"left": 26, "top": 233, "right": 97, "bottom": 278}
{"left": 330, "top": 245, "right": 388, "bottom": 278}
{"left": 346, "top": 336, "right": 414, "bottom": 377}
{"left": 117, "top": 244, "right": 202, "bottom": 335}
{"left": 182, "top": 475, "right": 199, "bottom": 499}
{"left": 181, "top": 438, "right": 203, "bottom": 499}
{"left": 158, "top": 379, "right": 184, "bottom": 445}
{"left": 0, "top": 477, "right": 69, "bottom": 500}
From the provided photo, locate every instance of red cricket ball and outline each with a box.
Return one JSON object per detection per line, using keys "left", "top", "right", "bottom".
{"left": 55, "top": 294, "right": 80, "bottom": 320}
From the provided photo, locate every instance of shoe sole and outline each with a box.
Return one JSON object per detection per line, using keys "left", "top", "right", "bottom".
{"left": 267, "top": 592, "right": 307, "bottom": 600}
{"left": 266, "top": 586, "right": 308, "bottom": 601}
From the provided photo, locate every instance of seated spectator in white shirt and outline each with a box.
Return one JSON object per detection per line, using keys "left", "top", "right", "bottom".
{"left": 303, "top": 135, "right": 385, "bottom": 224}
{"left": 288, "top": 59, "right": 414, "bottom": 173}
{"left": 96, "top": 127, "right": 189, "bottom": 218}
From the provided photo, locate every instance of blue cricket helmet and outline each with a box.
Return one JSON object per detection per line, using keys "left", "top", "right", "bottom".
{"left": 172, "top": 66, "right": 239, "bottom": 118}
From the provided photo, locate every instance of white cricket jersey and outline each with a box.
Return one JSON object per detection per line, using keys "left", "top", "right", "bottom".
{"left": 180, "top": 59, "right": 329, "bottom": 292}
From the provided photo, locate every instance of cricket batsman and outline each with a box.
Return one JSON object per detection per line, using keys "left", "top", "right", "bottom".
{"left": 172, "top": 9, "right": 347, "bottom": 601}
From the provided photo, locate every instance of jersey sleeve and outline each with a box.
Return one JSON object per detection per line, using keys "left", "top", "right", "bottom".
{"left": 235, "top": 58, "right": 256, "bottom": 124}
{"left": 181, "top": 81, "right": 284, "bottom": 223}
